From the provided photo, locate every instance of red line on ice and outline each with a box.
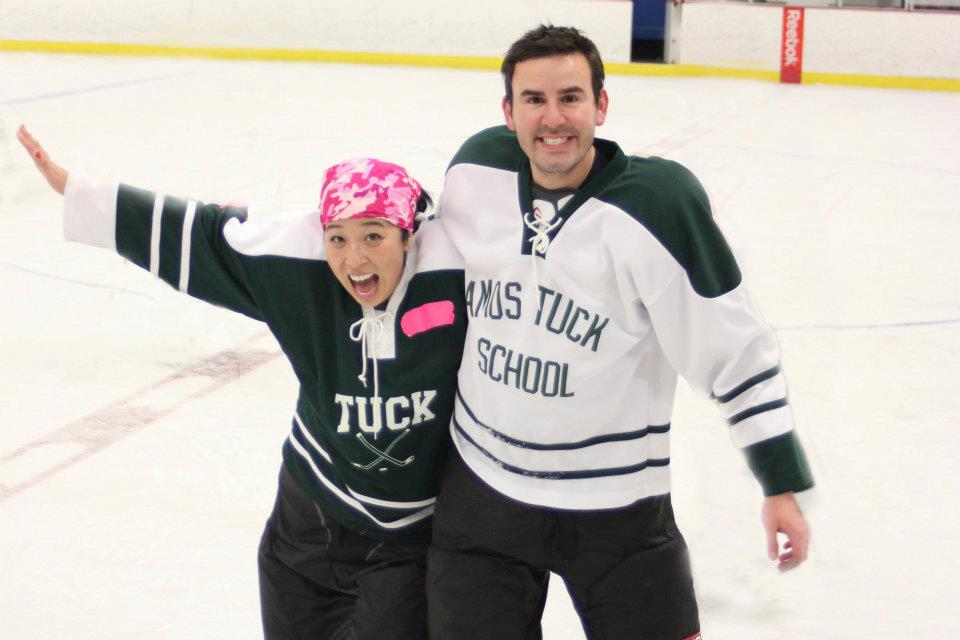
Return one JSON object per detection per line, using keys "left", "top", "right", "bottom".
{"left": 0, "top": 345, "right": 281, "bottom": 501}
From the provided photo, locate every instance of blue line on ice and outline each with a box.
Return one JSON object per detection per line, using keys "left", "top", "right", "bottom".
{"left": 0, "top": 261, "right": 153, "bottom": 298}
{"left": 776, "top": 318, "right": 960, "bottom": 331}
{"left": 1, "top": 72, "right": 194, "bottom": 106}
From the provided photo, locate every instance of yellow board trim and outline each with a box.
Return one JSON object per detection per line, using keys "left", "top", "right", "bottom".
{"left": 606, "top": 62, "right": 779, "bottom": 83}
{"left": 2, "top": 39, "right": 958, "bottom": 93}
{"left": 0, "top": 39, "right": 503, "bottom": 71}
{"left": 802, "top": 71, "right": 960, "bottom": 93}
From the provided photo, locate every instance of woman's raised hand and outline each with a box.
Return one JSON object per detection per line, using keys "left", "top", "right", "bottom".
{"left": 17, "top": 125, "right": 68, "bottom": 195}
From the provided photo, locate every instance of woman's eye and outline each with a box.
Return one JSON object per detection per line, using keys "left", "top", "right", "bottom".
{"left": 327, "top": 235, "right": 344, "bottom": 244}
{"left": 365, "top": 233, "right": 383, "bottom": 242}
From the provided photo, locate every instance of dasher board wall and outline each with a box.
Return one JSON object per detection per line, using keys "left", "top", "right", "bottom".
{"left": 0, "top": 0, "right": 633, "bottom": 62}
{"left": 675, "top": 0, "right": 960, "bottom": 80}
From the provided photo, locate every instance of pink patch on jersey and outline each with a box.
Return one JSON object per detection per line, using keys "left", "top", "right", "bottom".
{"left": 400, "top": 301, "right": 455, "bottom": 337}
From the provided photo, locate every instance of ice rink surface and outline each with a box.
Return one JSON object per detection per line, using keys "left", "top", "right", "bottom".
{"left": 1, "top": 52, "right": 958, "bottom": 639}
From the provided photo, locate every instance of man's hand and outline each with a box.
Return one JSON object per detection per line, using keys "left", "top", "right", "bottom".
{"left": 761, "top": 491, "right": 810, "bottom": 572}
{"left": 17, "top": 124, "right": 68, "bottom": 195}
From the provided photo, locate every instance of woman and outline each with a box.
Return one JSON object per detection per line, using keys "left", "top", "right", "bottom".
{"left": 18, "top": 125, "right": 465, "bottom": 640}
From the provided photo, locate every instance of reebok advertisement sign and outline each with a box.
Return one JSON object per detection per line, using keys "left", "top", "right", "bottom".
{"left": 780, "top": 7, "right": 805, "bottom": 84}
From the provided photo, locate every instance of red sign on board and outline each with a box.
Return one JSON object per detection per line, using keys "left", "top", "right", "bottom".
{"left": 780, "top": 7, "right": 805, "bottom": 84}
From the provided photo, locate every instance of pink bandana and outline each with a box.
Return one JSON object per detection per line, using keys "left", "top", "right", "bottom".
{"left": 319, "top": 158, "right": 423, "bottom": 231}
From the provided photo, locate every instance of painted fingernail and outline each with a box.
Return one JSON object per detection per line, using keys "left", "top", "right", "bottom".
{"left": 35, "top": 151, "right": 42, "bottom": 159}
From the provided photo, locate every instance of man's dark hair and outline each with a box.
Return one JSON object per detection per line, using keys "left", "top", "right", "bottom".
{"left": 501, "top": 25, "right": 605, "bottom": 105}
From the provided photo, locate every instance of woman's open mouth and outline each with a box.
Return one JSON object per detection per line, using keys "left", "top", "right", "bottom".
{"left": 349, "top": 273, "right": 379, "bottom": 297}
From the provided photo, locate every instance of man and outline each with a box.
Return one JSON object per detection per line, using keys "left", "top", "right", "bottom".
{"left": 428, "top": 25, "right": 813, "bottom": 640}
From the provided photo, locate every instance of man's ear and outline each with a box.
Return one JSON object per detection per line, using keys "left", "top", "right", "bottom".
{"left": 595, "top": 88, "right": 609, "bottom": 126}
{"left": 502, "top": 95, "right": 517, "bottom": 132}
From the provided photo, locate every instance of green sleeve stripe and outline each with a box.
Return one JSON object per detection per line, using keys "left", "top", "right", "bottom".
{"left": 157, "top": 195, "right": 189, "bottom": 289}
{"left": 728, "top": 398, "right": 789, "bottom": 425}
{"left": 713, "top": 365, "right": 781, "bottom": 403}
{"left": 115, "top": 183, "right": 157, "bottom": 271}
{"left": 743, "top": 431, "right": 814, "bottom": 496}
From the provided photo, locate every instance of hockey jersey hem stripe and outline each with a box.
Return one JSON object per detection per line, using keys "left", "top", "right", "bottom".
{"left": 292, "top": 412, "right": 332, "bottom": 463}
{"left": 290, "top": 415, "right": 435, "bottom": 510}
{"left": 457, "top": 439, "right": 674, "bottom": 509}
{"left": 457, "top": 390, "right": 670, "bottom": 450}
{"left": 345, "top": 486, "right": 436, "bottom": 510}
{"left": 287, "top": 436, "right": 436, "bottom": 529}
{"left": 713, "top": 365, "right": 781, "bottom": 404}
{"left": 454, "top": 417, "right": 670, "bottom": 480}
{"left": 728, "top": 398, "right": 788, "bottom": 425}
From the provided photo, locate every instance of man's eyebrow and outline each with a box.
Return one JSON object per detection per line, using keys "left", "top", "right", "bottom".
{"left": 519, "top": 86, "right": 586, "bottom": 97}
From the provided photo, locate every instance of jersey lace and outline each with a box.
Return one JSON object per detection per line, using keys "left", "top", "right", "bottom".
{"left": 349, "top": 312, "right": 394, "bottom": 400}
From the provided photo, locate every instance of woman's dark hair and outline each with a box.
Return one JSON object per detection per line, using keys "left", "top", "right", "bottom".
{"left": 406, "top": 189, "right": 433, "bottom": 236}
{"left": 501, "top": 24, "right": 605, "bottom": 106}
{"left": 416, "top": 190, "right": 433, "bottom": 215}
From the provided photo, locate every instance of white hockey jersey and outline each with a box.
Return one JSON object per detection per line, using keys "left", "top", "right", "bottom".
{"left": 438, "top": 126, "right": 812, "bottom": 510}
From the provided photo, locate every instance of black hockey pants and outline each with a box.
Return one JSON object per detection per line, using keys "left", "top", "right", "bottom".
{"left": 258, "top": 466, "right": 430, "bottom": 640}
{"left": 426, "top": 451, "right": 701, "bottom": 640}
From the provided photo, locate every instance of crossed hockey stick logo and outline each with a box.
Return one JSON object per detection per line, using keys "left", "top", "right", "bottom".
{"left": 352, "top": 430, "right": 414, "bottom": 471}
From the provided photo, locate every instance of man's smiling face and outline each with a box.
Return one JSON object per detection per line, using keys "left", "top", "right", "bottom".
{"left": 502, "top": 52, "right": 608, "bottom": 190}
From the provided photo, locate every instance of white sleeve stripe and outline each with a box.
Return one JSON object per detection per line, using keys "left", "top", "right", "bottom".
{"left": 178, "top": 200, "right": 197, "bottom": 292}
{"left": 149, "top": 193, "right": 164, "bottom": 278}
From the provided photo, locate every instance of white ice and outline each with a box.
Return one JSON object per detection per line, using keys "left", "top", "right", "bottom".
{"left": 1, "top": 53, "right": 958, "bottom": 639}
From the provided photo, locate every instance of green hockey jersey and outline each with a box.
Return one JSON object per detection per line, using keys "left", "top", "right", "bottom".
{"left": 63, "top": 173, "right": 466, "bottom": 537}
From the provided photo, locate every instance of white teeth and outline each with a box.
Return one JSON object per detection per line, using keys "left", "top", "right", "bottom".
{"left": 543, "top": 137, "right": 568, "bottom": 145}
{"left": 349, "top": 274, "right": 374, "bottom": 282}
